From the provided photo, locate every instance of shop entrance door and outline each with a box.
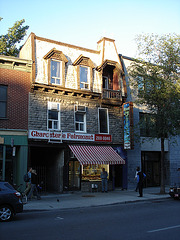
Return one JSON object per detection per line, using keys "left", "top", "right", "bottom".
{"left": 69, "top": 160, "right": 81, "bottom": 190}
{"left": 142, "top": 152, "right": 160, "bottom": 187}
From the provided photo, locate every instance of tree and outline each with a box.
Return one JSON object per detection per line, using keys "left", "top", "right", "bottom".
{"left": 0, "top": 19, "right": 29, "bottom": 57}
{"left": 128, "top": 33, "right": 180, "bottom": 194}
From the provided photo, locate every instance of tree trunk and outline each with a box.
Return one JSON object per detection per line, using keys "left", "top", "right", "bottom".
{"left": 160, "top": 137, "right": 165, "bottom": 194}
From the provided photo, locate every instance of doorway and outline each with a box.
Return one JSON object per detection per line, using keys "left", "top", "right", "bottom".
{"left": 142, "top": 152, "right": 160, "bottom": 187}
{"left": 69, "top": 160, "right": 81, "bottom": 190}
{"left": 109, "top": 165, "right": 123, "bottom": 189}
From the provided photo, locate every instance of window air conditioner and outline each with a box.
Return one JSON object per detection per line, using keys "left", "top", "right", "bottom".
{"left": 75, "top": 105, "right": 86, "bottom": 112}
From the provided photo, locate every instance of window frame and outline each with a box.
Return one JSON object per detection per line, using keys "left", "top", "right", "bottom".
{"left": 0, "top": 85, "right": 7, "bottom": 119}
{"left": 139, "top": 112, "right": 157, "bottom": 137}
{"left": 50, "top": 59, "right": 62, "bottom": 86}
{"left": 103, "top": 76, "right": 109, "bottom": 89}
{"left": 47, "top": 102, "right": 61, "bottom": 130}
{"left": 74, "top": 105, "right": 86, "bottom": 133}
{"left": 79, "top": 65, "right": 90, "bottom": 90}
{"left": 98, "top": 108, "right": 109, "bottom": 134}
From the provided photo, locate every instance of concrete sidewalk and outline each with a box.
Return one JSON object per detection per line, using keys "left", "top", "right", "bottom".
{"left": 23, "top": 187, "right": 171, "bottom": 211}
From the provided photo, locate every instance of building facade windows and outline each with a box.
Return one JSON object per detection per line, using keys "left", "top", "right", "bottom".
{"left": 80, "top": 66, "right": 90, "bottom": 90}
{"left": 103, "top": 76, "right": 109, "bottom": 89}
{"left": 47, "top": 102, "right": 60, "bottom": 130}
{"left": 74, "top": 105, "right": 86, "bottom": 132}
{"left": 98, "top": 108, "right": 109, "bottom": 134}
{"left": 0, "top": 85, "right": 7, "bottom": 118}
{"left": 139, "top": 112, "right": 157, "bottom": 137}
{"left": 51, "top": 59, "right": 62, "bottom": 85}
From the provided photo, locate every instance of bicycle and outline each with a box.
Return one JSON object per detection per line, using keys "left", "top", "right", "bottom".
{"left": 13, "top": 183, "right": 27, "bottom": 204}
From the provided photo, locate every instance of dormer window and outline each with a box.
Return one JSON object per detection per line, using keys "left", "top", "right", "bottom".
{"left": 51, "top": 59, "right": 62, "bottom": 85}
{"left": 73, "top": 55, "right": 95, "bottom": 91}
{"left": 80, "top": 66, "right": 90, "bottom": 90}
{"left": 44, "top": 48, "right": 68, "bottom": 87}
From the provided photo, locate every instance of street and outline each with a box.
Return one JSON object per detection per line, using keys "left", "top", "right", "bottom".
{"left": 1, "top": 198, "right": 180, "bottom": 240}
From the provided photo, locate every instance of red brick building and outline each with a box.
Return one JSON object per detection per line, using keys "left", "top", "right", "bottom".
{"left": 0, "top": 55, "right": 32, "bottom": 185}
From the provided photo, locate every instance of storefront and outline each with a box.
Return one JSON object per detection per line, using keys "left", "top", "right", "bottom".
{"left": 0, "top": 130, "right": 28, "bottom": 186}
{"left": 69, "top": 145, "right": 126, "bottom": 191}
{"left": 29, "top": 130, "right": 127, "bottom": 192}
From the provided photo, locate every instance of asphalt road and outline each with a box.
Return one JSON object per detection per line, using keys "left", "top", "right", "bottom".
{"left": 1, "top": 198, "right": 180, "bottom": 240}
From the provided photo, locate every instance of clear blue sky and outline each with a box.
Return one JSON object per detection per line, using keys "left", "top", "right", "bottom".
{"left": 0, "top": 0, "right": 180, "bottom": 57}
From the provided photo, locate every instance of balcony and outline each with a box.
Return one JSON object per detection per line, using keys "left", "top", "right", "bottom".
{"left": 102, "top": 89, "right": 122, "bottom": 106}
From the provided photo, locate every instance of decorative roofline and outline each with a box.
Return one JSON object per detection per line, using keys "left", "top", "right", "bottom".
{"left": 73, "top": 55, "right": 95, "bottom": 68}
{"left": 0, "top": 55, "right": 32, "bottom": 72}
{"left": 31, "top": 83, "right": 101, "bottom": 100}
{"left": 33, "top": 33, "right": 100, "bottom": 54}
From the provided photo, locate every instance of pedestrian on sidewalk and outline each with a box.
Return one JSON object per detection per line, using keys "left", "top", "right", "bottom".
{"left": 134, "top": 166, "right": 140, "bottom": 192}
{"left": 24, "top": 167, "right": 32, "bottom": 196}
{"left": 27, "top": 169, "right": 41, "bottom": 200}
{"left": 137, "top": 170, "right": 146, "bottom": 197}
{"left": 100, "top": 168, "right": 108, "bottom": 193}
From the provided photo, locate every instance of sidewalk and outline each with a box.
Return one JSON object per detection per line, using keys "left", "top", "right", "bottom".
{"left": 23, "top": 187, "right": 170, "bottom": 211}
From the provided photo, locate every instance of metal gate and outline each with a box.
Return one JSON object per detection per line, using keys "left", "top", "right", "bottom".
{"left": 33, "top": 166, "right": 47, "bottom": 194}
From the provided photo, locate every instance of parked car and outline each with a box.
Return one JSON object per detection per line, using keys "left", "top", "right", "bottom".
{"left": 169, "top": 186, "right": 180, "bottom": 200}
{"left": 0, "top": 181, "right": 23, "bottom": 222}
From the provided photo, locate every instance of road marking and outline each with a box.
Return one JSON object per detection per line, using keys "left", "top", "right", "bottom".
{"left": 148, "top": 225, "right": 180, "bottom": 233}
{"left": 55, "top": 217, "right": 64, "bottom": 220}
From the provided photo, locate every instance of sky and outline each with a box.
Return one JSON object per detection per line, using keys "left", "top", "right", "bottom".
{"left": 0, "top": 0, "right": 180, "bottom": 58}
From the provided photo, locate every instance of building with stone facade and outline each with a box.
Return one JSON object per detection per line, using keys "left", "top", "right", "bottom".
{"left": 0, "top": 55, "right": 32, "bottom": 186}
{"left": 19, "top": 33, "right": 132, "bottom": 192}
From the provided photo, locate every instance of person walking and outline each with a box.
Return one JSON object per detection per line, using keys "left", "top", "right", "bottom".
{"left": 135, "top": 167, "right": 140, "bottom": 192}
{"left": 24, "top": 167, "right": 32, "bottom": 196}
{"left": 100, "top": 168, "right": 108, "bottom": 193}
{"left": 27, "top": 169, "right": 41, "bottom": 200}
{"left": 137, "top": 170, "right": 146, "bottom": 197}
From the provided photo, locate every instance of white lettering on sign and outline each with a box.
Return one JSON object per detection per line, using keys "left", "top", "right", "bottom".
{"left": 29, "top": 130, "right": 112, "bottom": 142}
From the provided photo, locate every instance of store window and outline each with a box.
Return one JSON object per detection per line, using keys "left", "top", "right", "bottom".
{"left": 80, "top": 66, "right": 90, "bottom": 90}
{"left": 0, "top": 85, "right": 7, "bottom": 118}
{"left": 74, "top": 105, "right": 86, "bottom": 132}
{"left": 82, "top": 164, "right": 109, "bottom": 181}
{"left": 51, "top": 59, "right": 62, "bottom": 85}
{"left": 98, "top": 108, "right": 109, "bottom": 134}
{"left": 47, "top": 102, "right": 60, "bottom": 130}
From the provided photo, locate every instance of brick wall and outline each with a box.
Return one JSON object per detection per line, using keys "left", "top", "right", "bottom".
{"left": 0, "top": 68, "right": 31, "bottom": 129}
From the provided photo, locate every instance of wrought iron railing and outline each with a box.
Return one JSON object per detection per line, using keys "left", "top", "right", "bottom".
{"left": 102, "top": 89, "right": 122, "bottom": 100}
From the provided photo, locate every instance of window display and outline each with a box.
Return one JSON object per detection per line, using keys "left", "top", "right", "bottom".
{"left": 82, "top": 164, "right": 109, "bottom": 181}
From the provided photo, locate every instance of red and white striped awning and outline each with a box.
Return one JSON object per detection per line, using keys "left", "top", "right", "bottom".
{"left": 69, "top": 145, "right": 125, "bottom": 165}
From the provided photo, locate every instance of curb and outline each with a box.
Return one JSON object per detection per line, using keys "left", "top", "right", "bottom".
{"left": 23, "top": 195, "right": 171, "bottom": 212}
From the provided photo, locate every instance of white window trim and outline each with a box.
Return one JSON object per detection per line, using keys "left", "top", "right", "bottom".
{"left": 98, "top": 108, "right": 109, "bottom": 134}
{"left": 47, "top": 102, "right": 61, "bottom": 130}
{"left": 80, "top": 65, "right": 90, "bottom": 90}
{"left": 51, "top": 59, "right": 62, "bottom": 85}
{"left": 74, "top": 105, "right": 86, "bottom": 133}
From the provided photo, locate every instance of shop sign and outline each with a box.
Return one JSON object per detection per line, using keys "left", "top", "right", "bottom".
{"left": 123, "top": 102, "right": 134, "bottom": 149}
{"left": 28, "top": 130, "right": 112, "bottom": 142}
{"left": 95, "top": 134, "right": 112, "bottom": 142}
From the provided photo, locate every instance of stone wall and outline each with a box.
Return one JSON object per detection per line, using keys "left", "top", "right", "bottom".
{"left": 28, "top": 91, "right": 123, "bottom": 145}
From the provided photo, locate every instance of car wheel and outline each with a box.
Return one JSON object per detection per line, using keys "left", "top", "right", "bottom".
{"left": 0, "top": 205, "right": 14, "bottom": 222}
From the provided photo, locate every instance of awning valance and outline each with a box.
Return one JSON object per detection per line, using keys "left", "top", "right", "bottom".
{"left": 69, "top": 145, "right": 125, "bottom": 165}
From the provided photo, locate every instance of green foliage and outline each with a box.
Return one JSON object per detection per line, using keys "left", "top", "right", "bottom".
{"left": 0, "top": 19, "right": 29, "bottom": 57}
{"left": 129, "top": 33, "right": 180, "bottom": 139}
